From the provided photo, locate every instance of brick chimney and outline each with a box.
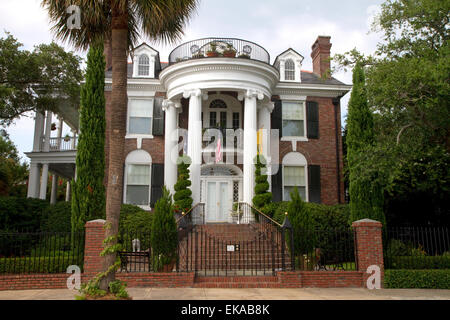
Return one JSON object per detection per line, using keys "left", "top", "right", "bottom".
{"left": 311, "top": 36, "right": 332, "bottom": 79}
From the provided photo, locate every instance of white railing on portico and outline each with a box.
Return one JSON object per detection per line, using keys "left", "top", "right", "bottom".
{"left": 41, "top": 136, "right": 78, "bottom": 151}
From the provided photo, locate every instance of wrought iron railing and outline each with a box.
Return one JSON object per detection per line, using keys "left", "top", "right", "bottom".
{"left": 383, "top": 226, "right": 450, "bottom": 270}
{"left": 168, "top": 37, "right": 270, "bottom": 65}
{"left": 0, "top": 232, "right": 85, "bottom": 274}
{"left": 176, "top": 203, "right": 206, "bottom": 229}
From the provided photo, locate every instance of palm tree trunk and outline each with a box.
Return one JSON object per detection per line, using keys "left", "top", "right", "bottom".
{"left": 100, "top": 2, "right": 128, "bottom": 291}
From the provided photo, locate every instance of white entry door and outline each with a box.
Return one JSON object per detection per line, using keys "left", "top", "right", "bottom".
{"left": 206, "top": 181, "right": 231, "bottom": 222}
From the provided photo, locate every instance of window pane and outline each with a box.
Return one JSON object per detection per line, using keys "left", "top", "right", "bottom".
{"left": 282, "top": 120, "right": 304, "bottom": 136}
{"left": 220, "top": 112, "right": 227, "bottom": 127}
{"left": 129, "top": 117, "right": 152, "bottom": 134}
{"left": 282, "top": 102, "right": 304, "bottom": 120}
{"left": 129, "top": 99, "right": 153, "bottom": 117}
{"left": 138, "top": 65, "right": 149, "bottom": 76}
{"left": 127, "top": 164, "right": 150, "bottom": 185}
{"left": 283, "top": 166, "right": 305, "bottom": 186}
{"left": 285, "top": 70, "right": 295, "bottom": 80}
{"left": 232, "top": 112, "right": 240, "bottom": 129}
{"left": 209, "top": 112, "right": 217, "bottom": 127}
{"left": 126, "top": 185, "right": 149, "bottom": 205}
{"left": 283, "top": 186, "right": 306, "bottom": 201}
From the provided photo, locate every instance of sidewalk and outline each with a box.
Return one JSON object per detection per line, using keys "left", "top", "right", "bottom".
{"left": 0, "top": 287, "right": 449, "bottom": 300}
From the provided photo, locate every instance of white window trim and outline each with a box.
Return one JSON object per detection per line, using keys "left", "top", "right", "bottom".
{"left": 123, "top": 156, "right": 152, "bottom": 211}
{"left": 126, "top": 97, "right": 155, "bottom": 139}
{"left": 281, "top": 100, "right": 308, "bottom": 140}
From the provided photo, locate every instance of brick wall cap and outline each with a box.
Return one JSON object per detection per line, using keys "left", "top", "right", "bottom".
{"left": 85, "top": 219, "right": 106, "bottom": 227}
{"left": 352, "top": 218, "right": 382, "bottom": 227}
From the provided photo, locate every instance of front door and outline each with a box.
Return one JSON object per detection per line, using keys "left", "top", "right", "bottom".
{"left": 206, "top": 181, "right": 230, "bottom": 222}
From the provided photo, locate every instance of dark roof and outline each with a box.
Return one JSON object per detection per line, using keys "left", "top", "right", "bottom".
{"left": 105, "top": 63, "right": 346, "bottom": 86}
{"left": 273, "top": 48, "right": 304, "bottom": 63}
{"left": 300, "top": 71, "right": 346, "bottom": 85}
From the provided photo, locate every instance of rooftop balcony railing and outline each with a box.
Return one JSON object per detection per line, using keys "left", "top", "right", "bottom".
{"left": 168, "top": 37, "right": 270, "bottom": 65}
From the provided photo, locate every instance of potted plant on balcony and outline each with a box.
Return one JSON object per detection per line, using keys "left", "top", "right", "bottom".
{"left": 223, "top": 43, "right": 237, "bottom": 58}
{"left": 51, "top": 123, "right": 57, "bottom": 131}
{"left": 238, "top": 53, "right": 250, "bottom": 59}
{"left": 192, "top": 51, "right": 204, "bottom": 59}
{"left": 206, "top": 41, "right": 219, "bottom": 57}
{"left": 63, "top": 134, "right": 71, "bottom": 142}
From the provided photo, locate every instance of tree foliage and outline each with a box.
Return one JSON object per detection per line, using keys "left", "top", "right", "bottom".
{"left": 0, "top": 130, "right": 28, "bottom": 196}
{"left": 334, "top": 0, "right": 449, "bottom": 226}
{"left": 252, "top": 155, "right": 272, "bottom": 210}
{"left": 346, "top": 63, "right": 385, "bottom": 225}
{"left": 0, "top": 32, "right": 82, "bottom": 126}
{"left": 173, "top": 156, "right": 193, "bottom": 214}
{"left": 150, "top": 187, "right": 177, "bottom": 272}
{"left": 71, "top": 43, "right": 106, "bottom": 235}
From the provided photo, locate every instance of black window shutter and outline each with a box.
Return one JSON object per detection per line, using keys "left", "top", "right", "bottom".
{"left": 306, "top": 101, "right": 319, "bottom": 139}
{"left": 151, "top": 163, "right": 164, "bottom": 207}
{"left": 271, "top": 100, "right": 283, "bottom": 138}
{"left": 152, "top": 97, "right": 164, "bottom": 136}
{"left": 308, "top": 165, "right": 321, "bottom": 203}
{"left": 271, "top": 165, "right": 283, "bottom": 202}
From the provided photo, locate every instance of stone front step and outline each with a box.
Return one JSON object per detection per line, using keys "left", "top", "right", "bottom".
{"left": 193, "top": 276, "right": 281, "bottom": 288}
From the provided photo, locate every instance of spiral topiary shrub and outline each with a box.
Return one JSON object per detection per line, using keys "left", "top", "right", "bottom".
{"left": 252, "top": 155, "right": 272, "bottom": 210}
{"left": 173, "top": 156, "right": 193, "bottom": 214}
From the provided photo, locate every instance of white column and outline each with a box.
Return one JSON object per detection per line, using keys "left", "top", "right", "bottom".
{"left": 258, "top": 102, "right": 274, "bottom": 191}
{"left": 33, "top": 112, "right": 45, "bottom": 152}
{"left": 43, "top": 111, "right": 52, "bottom": 152}
{"left": 50, "top": 174, "right": 58, "bottom": 204}
{"left": 239, "top": 89, "right": 264, "bottom": 206}
{"left": 65, "top": 181, "right": 71, "bottom": 202}
{"left": 56, "top": 117, "right": 63, "bottom": 150}
{"left": 39, "top": 163, "right": 49, "bottom": 200}
{"left": 162, "top": 99, "right": 181, "bottom": 195}
{"left": 27, "top": 162, "right": 41, "bottom": 198}
{"left": 183, "top": 89, "right": 208, "bottom": 204}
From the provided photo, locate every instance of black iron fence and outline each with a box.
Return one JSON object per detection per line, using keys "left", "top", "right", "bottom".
{"left": 117, "top": 231, "right": 152, "bottom": 272}
{"left": 384, "top": 227, "right": 450, "bottom": 270}
{"left": 0, "top": 232, "right": 85, "bottom": 274}
{"left": 168, "top": 37, "right": 270, "bottom": 65}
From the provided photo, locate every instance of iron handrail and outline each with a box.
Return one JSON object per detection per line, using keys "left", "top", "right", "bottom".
{"left": 175, "top": 202, "right": 204, "bottom": 224}
{"left": 237, "top": 202, "right": 282, "bottom": 228}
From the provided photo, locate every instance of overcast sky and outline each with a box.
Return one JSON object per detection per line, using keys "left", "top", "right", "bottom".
{"left": 1, "top": 0, "right": 385, "bottom": 162}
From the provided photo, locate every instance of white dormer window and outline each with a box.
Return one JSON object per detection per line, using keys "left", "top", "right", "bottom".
{"left": 138, "top": 54, "right": 150, "bottom": 76}
{"left": 132, "top": 43, "right": 159, "bottom": 78}
{"left": 285, "top": 59, "right": 295, "bottom": 81}
{"left": 274, "top": 49, "right": 304, "bottom": 82}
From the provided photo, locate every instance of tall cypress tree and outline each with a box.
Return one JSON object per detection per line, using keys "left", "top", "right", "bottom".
{"left": 71, "top": 42, "right": 106, "bottom": 235}
{"left": 346, "top": 62, "right": 385, "bottom": 226}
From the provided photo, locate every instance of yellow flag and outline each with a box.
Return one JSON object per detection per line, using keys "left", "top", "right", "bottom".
{"left": 257, "top": 129, "right": 263, "bottom": 155}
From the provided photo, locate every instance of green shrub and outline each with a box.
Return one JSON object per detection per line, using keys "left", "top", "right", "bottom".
{"left": 0, "top": 196, "right": 49, "bottom": 231}
{"left": 151, "top": 187, "right": 177, "bottom": 271}
{"left": 41, "top": 202, "right": 72, "bottom": 232}
{"left": 119, "top": 204, "right": 152, "bottom": 234}
{"left": 385, "top": 256, "right": 450, "bottom": 270}
{"left": 287, "top": 187, "right": 314, "bottom": 256}
{"left": 173, "top": 156, "right": 193, "bottom": 214}
{"left": 252, "top": 155, "right": 272, "bottom": 210}
{"left": 0, "top": 255, "right": 83, "bottom": 273}
{"left": 385, "top": 269, "right": 450, "bottom": 289}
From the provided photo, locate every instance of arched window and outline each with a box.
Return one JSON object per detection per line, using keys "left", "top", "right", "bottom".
{"left": 138, "top": 54, "right": 150, "bottom": 76}
{"left": 124, "top": 150, "right": 152, "bottom": 207}
{"left": 282, "top": 152, "right": 307, "bottom": 201}
{"left": 285, "top": 59, "right": 295, "bottom": 81}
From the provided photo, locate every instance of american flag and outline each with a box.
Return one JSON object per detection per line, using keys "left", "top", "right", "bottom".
{"left": 215, "top": 137, "right": 222, "bottom": 163}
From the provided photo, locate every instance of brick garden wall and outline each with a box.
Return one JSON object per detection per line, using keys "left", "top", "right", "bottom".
{"left": 0, "top": 219, "right": 383, "bottom": 290}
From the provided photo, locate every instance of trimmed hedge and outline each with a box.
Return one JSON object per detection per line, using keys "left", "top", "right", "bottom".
{"left": 0, "top": 255, "right": 83, "bottom": 274}
{"left": 385, "top": 269, "right": 450, "bottom": 289}
{"left": 0, "top": 197, "right": 49, "bottom": 231}
{"left": 385, "top": 256, "right": 450, "bottom": 270}
{"left": 41, "top": 202, "right": 72, "bottom": 233}
{"left": 119, "top": 204, "right": 153, "bottom": 235}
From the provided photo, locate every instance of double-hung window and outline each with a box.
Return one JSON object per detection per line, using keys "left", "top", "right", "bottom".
{"left": 282, "top": 101, "right": 305, "bottom": 137}
{"left": 128, "top": 99, "right": 153, "bottom": 135}
{"left": 285, "top": 59, "right": 295, "bottom": 81}
{"left": 138, "top": 54, "right": 150, "bottom": 76}
{"left": 125, "top": 164, "right": 151, "bottom": 206}
{"left": 283, "top": 166, "right": 306, "bottom": 201}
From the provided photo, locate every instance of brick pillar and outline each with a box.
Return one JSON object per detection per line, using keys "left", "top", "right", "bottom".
{"left": 83, "top": 219, "right": 106, "bottom": 280}
{"left": 352, "top": 218, "right": 384, "bottom": 288}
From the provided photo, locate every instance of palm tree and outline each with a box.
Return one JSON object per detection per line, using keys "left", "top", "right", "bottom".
{"left": 41, "top": 0, "right": 199, "bottom": 290}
